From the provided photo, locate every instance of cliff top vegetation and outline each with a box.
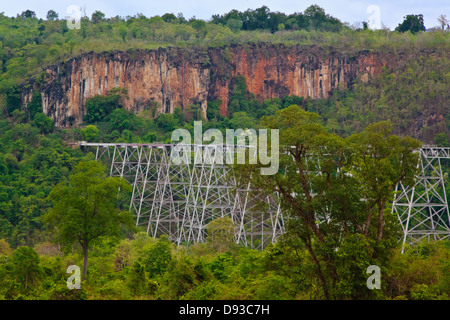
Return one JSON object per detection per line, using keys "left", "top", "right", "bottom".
{"left": 0, "top": 5, "right": 449, "bottom": 93}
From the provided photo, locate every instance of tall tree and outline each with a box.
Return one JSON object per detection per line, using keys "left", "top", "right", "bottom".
{"left": 19, "top": 10, "right": 36, "bottom": 19}
{"left": 304, "top": 4, "right": 327, "bottom": 29}
{"left": 82, "top": 124, "right": 99, "bottom": 142}
{"left": 234, "top": 105, "right": 421, "bottom": 299}
{"left": 44, "top": 160, "right": 133, "bottom": 280}
{"left": 395, "top": 14, "right": 426, "bottom": 34}
{"left": 91, "top": 10, "right": 105, "bottom": 24}
{"left": 162, "top": 13, "right": 177, "bottom": 23}
{"left": 46, "top": 10, "right": 59, "bottom": 21}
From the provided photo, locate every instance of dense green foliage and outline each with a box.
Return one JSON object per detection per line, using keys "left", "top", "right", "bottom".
{"left": 83, "top": 87, "right": 129, "bottom": 123}
{"left": 0, "top": 99, "right": 448, "bottom": 300}
{"left": 0, "top": 230, "right": 448, "bottom": 300}
{"left": 211, "top": 5, "right": 344, "bottom": 33}
{"left": 395, "top": 14, "right": 426, "bottom": 34}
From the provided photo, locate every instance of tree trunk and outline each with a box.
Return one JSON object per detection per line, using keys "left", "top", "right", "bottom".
{"left": 82, "top": 245, "right": 89, "bottom": 281}
{"left": 377, "top": 201, "right": 385, "bottom": 241}
{"left": 304, "top": 240, "right": 330, "bottom": 300}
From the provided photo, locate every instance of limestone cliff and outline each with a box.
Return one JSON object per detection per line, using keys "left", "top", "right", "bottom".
{"left": 21, "top": 43, "right": 390, "bottom": 127}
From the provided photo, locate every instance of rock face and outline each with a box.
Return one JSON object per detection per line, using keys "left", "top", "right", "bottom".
{"left": 21, "top": 43, "right": 390, "bottom": 127}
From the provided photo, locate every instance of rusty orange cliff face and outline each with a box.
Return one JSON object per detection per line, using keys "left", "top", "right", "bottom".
{"left": 20, "top": 43, "right": 389, "bottom": 127}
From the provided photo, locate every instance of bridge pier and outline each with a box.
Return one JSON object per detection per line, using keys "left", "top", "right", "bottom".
{"left": 80, "top": 142, "right": 284, "bottom": 250}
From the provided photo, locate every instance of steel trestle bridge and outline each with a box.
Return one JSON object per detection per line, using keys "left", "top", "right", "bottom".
{"left": 80, "top": 142, "right": 450, "bottom": 249}
{"left": 81, "top": 142, "right": 283, "bottom": 250}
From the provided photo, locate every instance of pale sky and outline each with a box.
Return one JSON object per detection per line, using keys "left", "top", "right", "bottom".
{"left": 1, "top": 0, "right": 449, "bottom": 30}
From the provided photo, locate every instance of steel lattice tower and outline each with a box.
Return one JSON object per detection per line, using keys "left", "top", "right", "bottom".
{"left": 82, "top": 142, "right": 284, "bottom": 250}
{"left": 392, "top": 146, "right": 450, "bottom": 250}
